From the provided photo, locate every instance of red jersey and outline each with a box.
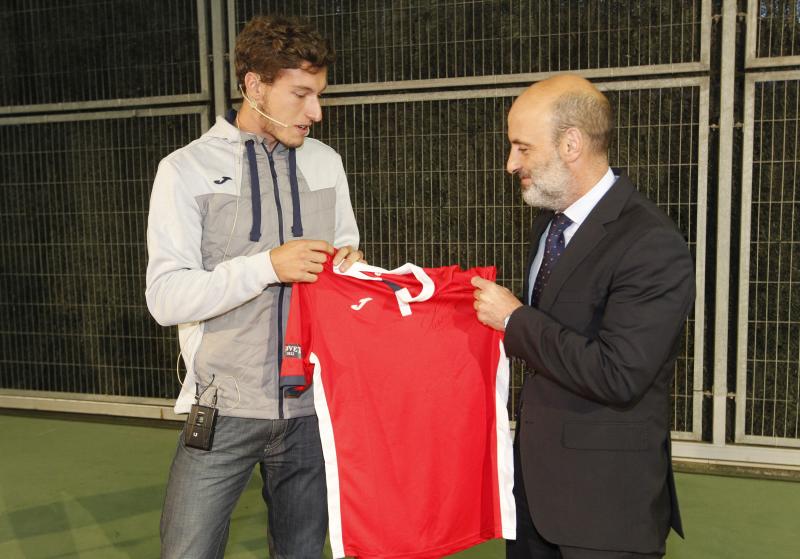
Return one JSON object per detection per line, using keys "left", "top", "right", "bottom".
{"left": 281, "top": 258, "right": 515, "bottom": 558}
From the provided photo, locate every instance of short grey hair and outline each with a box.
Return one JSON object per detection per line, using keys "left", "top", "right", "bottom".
{"left": 550, "top": 91, "right": 613, "bottom": 155}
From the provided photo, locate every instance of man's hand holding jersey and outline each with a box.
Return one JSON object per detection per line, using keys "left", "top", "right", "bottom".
{"left": 471, "top": 276, "right": 522, "bottom": 331}
{"left": 270, "top": 240, "right": 365, "bottom": 283}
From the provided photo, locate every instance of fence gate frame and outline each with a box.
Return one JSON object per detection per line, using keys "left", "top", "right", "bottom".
{"left": 1, "top": 0, "right": 799, "bottom": 474}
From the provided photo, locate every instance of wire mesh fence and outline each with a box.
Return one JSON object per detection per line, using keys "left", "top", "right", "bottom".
{"left": 750, "top": 0, "right": 800, "bottom": 60}
{"left": 0, "top": 110, "right": 203, "bottom": 399}
{"left": 738, "top": 74, "right": 800, "bottom": 445}
{"left": 231, "top": 0, "right": 707, "bottom": 90}
{"left": 0, "top": 0, "right": 206, "bottom": 110}
{"left": 1, "top": 1, "right": 799, "bottom": 455}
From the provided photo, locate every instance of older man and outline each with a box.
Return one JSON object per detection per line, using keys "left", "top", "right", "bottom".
{"left": 472, "top": 75, "right": 693, "bottom": 558}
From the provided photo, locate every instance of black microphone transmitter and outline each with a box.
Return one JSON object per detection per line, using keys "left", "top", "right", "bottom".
{"left": 184, "top": 403, "right": 218, "bottom": 451}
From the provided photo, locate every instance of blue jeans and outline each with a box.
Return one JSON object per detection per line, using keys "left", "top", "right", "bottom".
{"left": 160, "top": 415, "right": 327, "bottom": 559}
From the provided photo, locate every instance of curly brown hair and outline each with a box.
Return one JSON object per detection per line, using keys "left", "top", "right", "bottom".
{"left": 234, "top": 14, "right": 335, "bottom": 88}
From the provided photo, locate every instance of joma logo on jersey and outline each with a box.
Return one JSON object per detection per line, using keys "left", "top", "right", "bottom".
{"left": 284, "top": 344, "right": 302, "bottom": 358}
{"left": 350, "top": 297, "right": 373, "bottom": 311}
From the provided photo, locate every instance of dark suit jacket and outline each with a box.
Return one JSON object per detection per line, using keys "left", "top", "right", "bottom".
{"left": 504, "top": 172, "right": 694, "bottom": 554}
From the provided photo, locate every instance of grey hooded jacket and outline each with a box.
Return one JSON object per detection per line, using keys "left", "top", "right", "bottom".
{"left": 145, "top": 115, "right": 359, "bottom": 419}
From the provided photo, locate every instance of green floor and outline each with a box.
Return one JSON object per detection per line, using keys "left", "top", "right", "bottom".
{"left": 1, "top": 413, "right": 798, "bottom": 558}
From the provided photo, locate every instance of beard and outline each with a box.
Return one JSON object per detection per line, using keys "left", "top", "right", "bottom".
{"left": 520, "top": 155, "right": 574, "bottom": 211}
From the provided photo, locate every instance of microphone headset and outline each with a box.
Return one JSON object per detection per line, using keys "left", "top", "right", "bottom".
{"left": 239, "top": 84, "right": 290, "bottom": 128}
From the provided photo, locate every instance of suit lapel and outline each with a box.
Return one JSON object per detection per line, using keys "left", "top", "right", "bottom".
{"left": 536, "top": 173, "right": 635, "bottom": 311}
{"left": 523, "top": 210, "right": 554, "bottom": 305}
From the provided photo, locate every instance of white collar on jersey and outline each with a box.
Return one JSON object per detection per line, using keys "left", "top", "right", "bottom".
{"left": 333, "top": 261, "right": 435, "bottom": 317}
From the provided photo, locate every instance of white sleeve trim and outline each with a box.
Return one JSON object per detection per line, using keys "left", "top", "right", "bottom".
{"left": 311, "top": 353, "right": 346, "bottom": 559}
{"left": 495, "top": 341, "right": 517, "bottom": 540}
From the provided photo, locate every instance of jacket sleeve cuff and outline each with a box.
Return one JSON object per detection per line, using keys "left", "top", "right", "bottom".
{"left": 249, "top": 249, "right": 280, "bottom": 286}
{"left": 505, "top": 306, "right": 524, "bottom": 332}
{"left": 503, "top": 306, "right": 531, "bottom": 356}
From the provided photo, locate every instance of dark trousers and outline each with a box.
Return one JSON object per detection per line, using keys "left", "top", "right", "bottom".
{"left": 506, "top": 433, "right": 664, "bottom": 559}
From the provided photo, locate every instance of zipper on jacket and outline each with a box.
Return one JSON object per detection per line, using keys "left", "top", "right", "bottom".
{"left": 264, "top": 146, "right": 287, "bottom": 419}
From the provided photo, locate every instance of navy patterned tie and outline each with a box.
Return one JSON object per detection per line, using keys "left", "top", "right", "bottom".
{"left": 531, "top": 213, "right": 573, "bottom": 307}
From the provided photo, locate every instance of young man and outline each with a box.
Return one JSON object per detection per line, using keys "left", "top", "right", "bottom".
{"left": 472, "top": 75, "right": 693, "bottom": 558}
{"left": 146, "top": 15, "right": 362, "bottom": 559}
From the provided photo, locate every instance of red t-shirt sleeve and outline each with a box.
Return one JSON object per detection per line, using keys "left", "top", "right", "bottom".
{"left": 280, "top": 283, "right": 313, "bottom": 394}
